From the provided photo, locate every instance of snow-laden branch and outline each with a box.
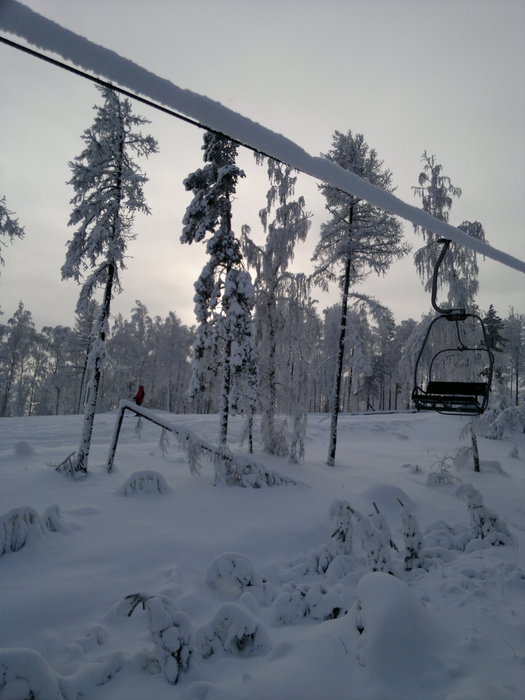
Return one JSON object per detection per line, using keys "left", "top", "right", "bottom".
{"left": 1, "top": 0, "right": 524, "bottom": 274}
{"left": 108, "top": 400, "right": 301, "bottom": 488}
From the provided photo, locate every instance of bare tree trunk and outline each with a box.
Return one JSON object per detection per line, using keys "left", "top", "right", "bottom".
{"left": 219, "top": 338, "right": 232, "bottom": 446}
{"left": 327, "top": 254, "right": 352, "bottom": 466}
{"left": 471, "top": 427, "right": 480, "bottom": 473}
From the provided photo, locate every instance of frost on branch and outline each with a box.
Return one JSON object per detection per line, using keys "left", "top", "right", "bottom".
{"left": 124, "top": 593, "right": 192, "bottom": 685}
{"left": 0, "top": 505, "right": 63, "bottom": 558}
{"left": 205, "top": 552, "right": 275, "bottom": 605}
{"left": 195, "top": 603, "right": 269, "bottom": 659}
{"left": 0, "top": 647, "right": 63, "bottom": 700}
{"left": 118, "top": 471, "right": 171, "bottom": 496}
{"left": 456, "top": 483, "right": 510, "bottom": 547}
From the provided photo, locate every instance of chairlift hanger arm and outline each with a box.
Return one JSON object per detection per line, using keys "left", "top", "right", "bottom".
{"left": 430, "top": 238, "right": 467, "bottom": 318}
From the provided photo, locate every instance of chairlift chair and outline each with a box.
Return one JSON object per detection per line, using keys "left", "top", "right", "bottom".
{"left": 411, "top": 239, "right": 494, "bottom": 416}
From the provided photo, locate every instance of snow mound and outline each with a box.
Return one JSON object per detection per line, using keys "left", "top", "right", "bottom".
{"left": 195, "top": 602, "right": 270, "bottom": 658}
{"left": 354, "top": 572, "right": 449, "bottom": 694}
{"left": 0, "top": 647, "right": 63, "bottom": 700}
{"left": 14, "top": 440, "right": 35, "bottom": 457}
{"left": 118, "top": 470, "right": 172, "bottom": 496}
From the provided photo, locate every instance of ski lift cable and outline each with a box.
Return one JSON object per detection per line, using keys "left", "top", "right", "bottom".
{"left": 0, "top": 0, "right": 524, "bottom": 275}
{"left": 0, "top": 35, "right": 266, "bottom": 160}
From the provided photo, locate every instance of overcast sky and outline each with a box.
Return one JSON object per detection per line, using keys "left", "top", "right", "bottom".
{"left": 0, "top": 0, "right": 524, "bottom": 331}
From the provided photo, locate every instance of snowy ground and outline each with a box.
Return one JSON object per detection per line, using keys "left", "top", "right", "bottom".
{"left": 1, "top": 409, "right": 524, "bottom": 700}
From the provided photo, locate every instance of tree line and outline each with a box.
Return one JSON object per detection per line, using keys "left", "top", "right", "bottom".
{"left": 1, "top": 86, "right": 524, "bottom": 471}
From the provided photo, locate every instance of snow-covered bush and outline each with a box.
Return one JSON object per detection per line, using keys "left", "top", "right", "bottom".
{"left": 118, "top": 471, "right": 171, "bottom": 496}
{"left": 0, "top": 647, "right": 63, "bottom": 700}
{"left": 281, "top": 544, "right": 335, "bottom": 581}
{"left": 0, "top": 505, "right": 63, "bottom": 558}
{"left": 195, "top": 603, "right": 269, "bottom": 659}
{"left": 398, "top": 500, "right": 426, "bottom": 571}
{"left": 329, "top": 500, "right": 354, "bottom": 555}
{"left": 125, "top": 593, "right": 192, "bottom": 685}
{"left": 353, "top": 510, "right": 394, "bottom": 575}
{"left": 426, "top": 455, "right": 461, "bottom": 486}
{"left": 456, "top": 483, "right": 510, "bottom": 547}
{"left": 273, "top": 581, "right": 347, "bottom": 624}
{"left": 205, "top": 552, "right": 275, "bottom": 605}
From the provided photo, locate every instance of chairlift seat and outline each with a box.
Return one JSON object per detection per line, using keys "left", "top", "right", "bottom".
{"left": 426, "top": 381, "right": 488, "bottom": 397}
{"left": 412, "top": 380, "right": 489, "bottom": 415}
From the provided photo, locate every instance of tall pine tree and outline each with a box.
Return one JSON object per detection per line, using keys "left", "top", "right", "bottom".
{"left": 312, "top": 130, "right": 407, "bottom": 466}
{"left": 61, "top": 86, "right": 158, "bottom": 474}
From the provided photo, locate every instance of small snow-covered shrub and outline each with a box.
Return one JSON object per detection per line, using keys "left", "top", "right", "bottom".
{"left": 273, "top": 581, "right": 347, "bottom": 624}
{"left": 195, "top": 603, "right": 269, "bottom": 659}
{"left": 0, "top": 647, "right": 64, "bottom": 700}
{"left": 354, "top": 510, "right": 394, "bottom": 575}
{"left": 456, "top": 483, "right": 510, "bottom": 546}
{"left": 509, "top": 445, "right": 519, "bottom": 459}
{"left": 398, "top": 500, "right": 426, "bottom": 571}
{"left": 125, "top": 593, "right": 191, "bottom": 685}
{"left": 329, "top": 500, "right": 354, "bottom": 555}
{"left": 281, "top": 544, "right": 335, "bottom": 581}
{"left": 426, "top": 455, "right": 460, "bottom": 487}
{"left": 205, "top": 552, "right": 275, "bottom": 605}
{"left": 0, "top": 505, "right": 63, "bottom": 558}
{"left": 118, "top": 471, "right": 171, "bottom": 496}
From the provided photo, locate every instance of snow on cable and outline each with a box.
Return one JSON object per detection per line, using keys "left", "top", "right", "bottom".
{"left": 1, "top": 0, "right": 524, "bottom": 274}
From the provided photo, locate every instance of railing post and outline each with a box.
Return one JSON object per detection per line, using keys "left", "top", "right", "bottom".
{"left": 107, "top": 403, "right": 126, "bottom": 472}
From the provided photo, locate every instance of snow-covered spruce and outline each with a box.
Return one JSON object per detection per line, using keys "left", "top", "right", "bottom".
{"left": 195, "top": 603, "right": 269, "bottom": 659}
{"left": 182, "top": 131, "right": 256, "bottom": 446}
{"left": 205, "top": 552, "right": 275, "bottom": 605}
{"left": 118, "top": 471, "right": 171, "bottom": 496}
{"left": 124, "top": 593, "right": 191, "bottom": 685}
{"left": 456, "top": 483, "right": 510, "bottom": 547}
{"left": 0, "top": 505, "right": 62, "bottom": 558}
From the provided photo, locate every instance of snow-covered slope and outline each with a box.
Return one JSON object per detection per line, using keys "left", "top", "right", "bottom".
{"left": 0, "top": 410, "right": 524, "bottom": 699}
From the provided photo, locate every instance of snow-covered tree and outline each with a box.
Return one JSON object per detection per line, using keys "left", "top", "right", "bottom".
{"left": 313, "top": 132, "right": 407, "bottom": 465}
{"left": 243, "top": 158, "right": 311, "bottom": 456}
{"left": 412, "top": 153, "right": 485, "bottom": 309}
{"left": 0, "top": 195, "right": 25, "bottom": 272}
{"left": 61, "top": 86, "right": 158, "bottom": 473}
{"left": 504, "top": 309, "right": 525, "bottom": 405}
{"left": 182, "top": 131, "right": 255, "bottom": 445}
{"left": 0, "top": 302, "right": 37, "bottom": 417}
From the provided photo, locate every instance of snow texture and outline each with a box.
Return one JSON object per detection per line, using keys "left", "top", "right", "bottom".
{"left": 1, "top": 0, "right": 524, "bottom": 273}
{"left": 0, "top": 405, "right": 524, "bottom": 699}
